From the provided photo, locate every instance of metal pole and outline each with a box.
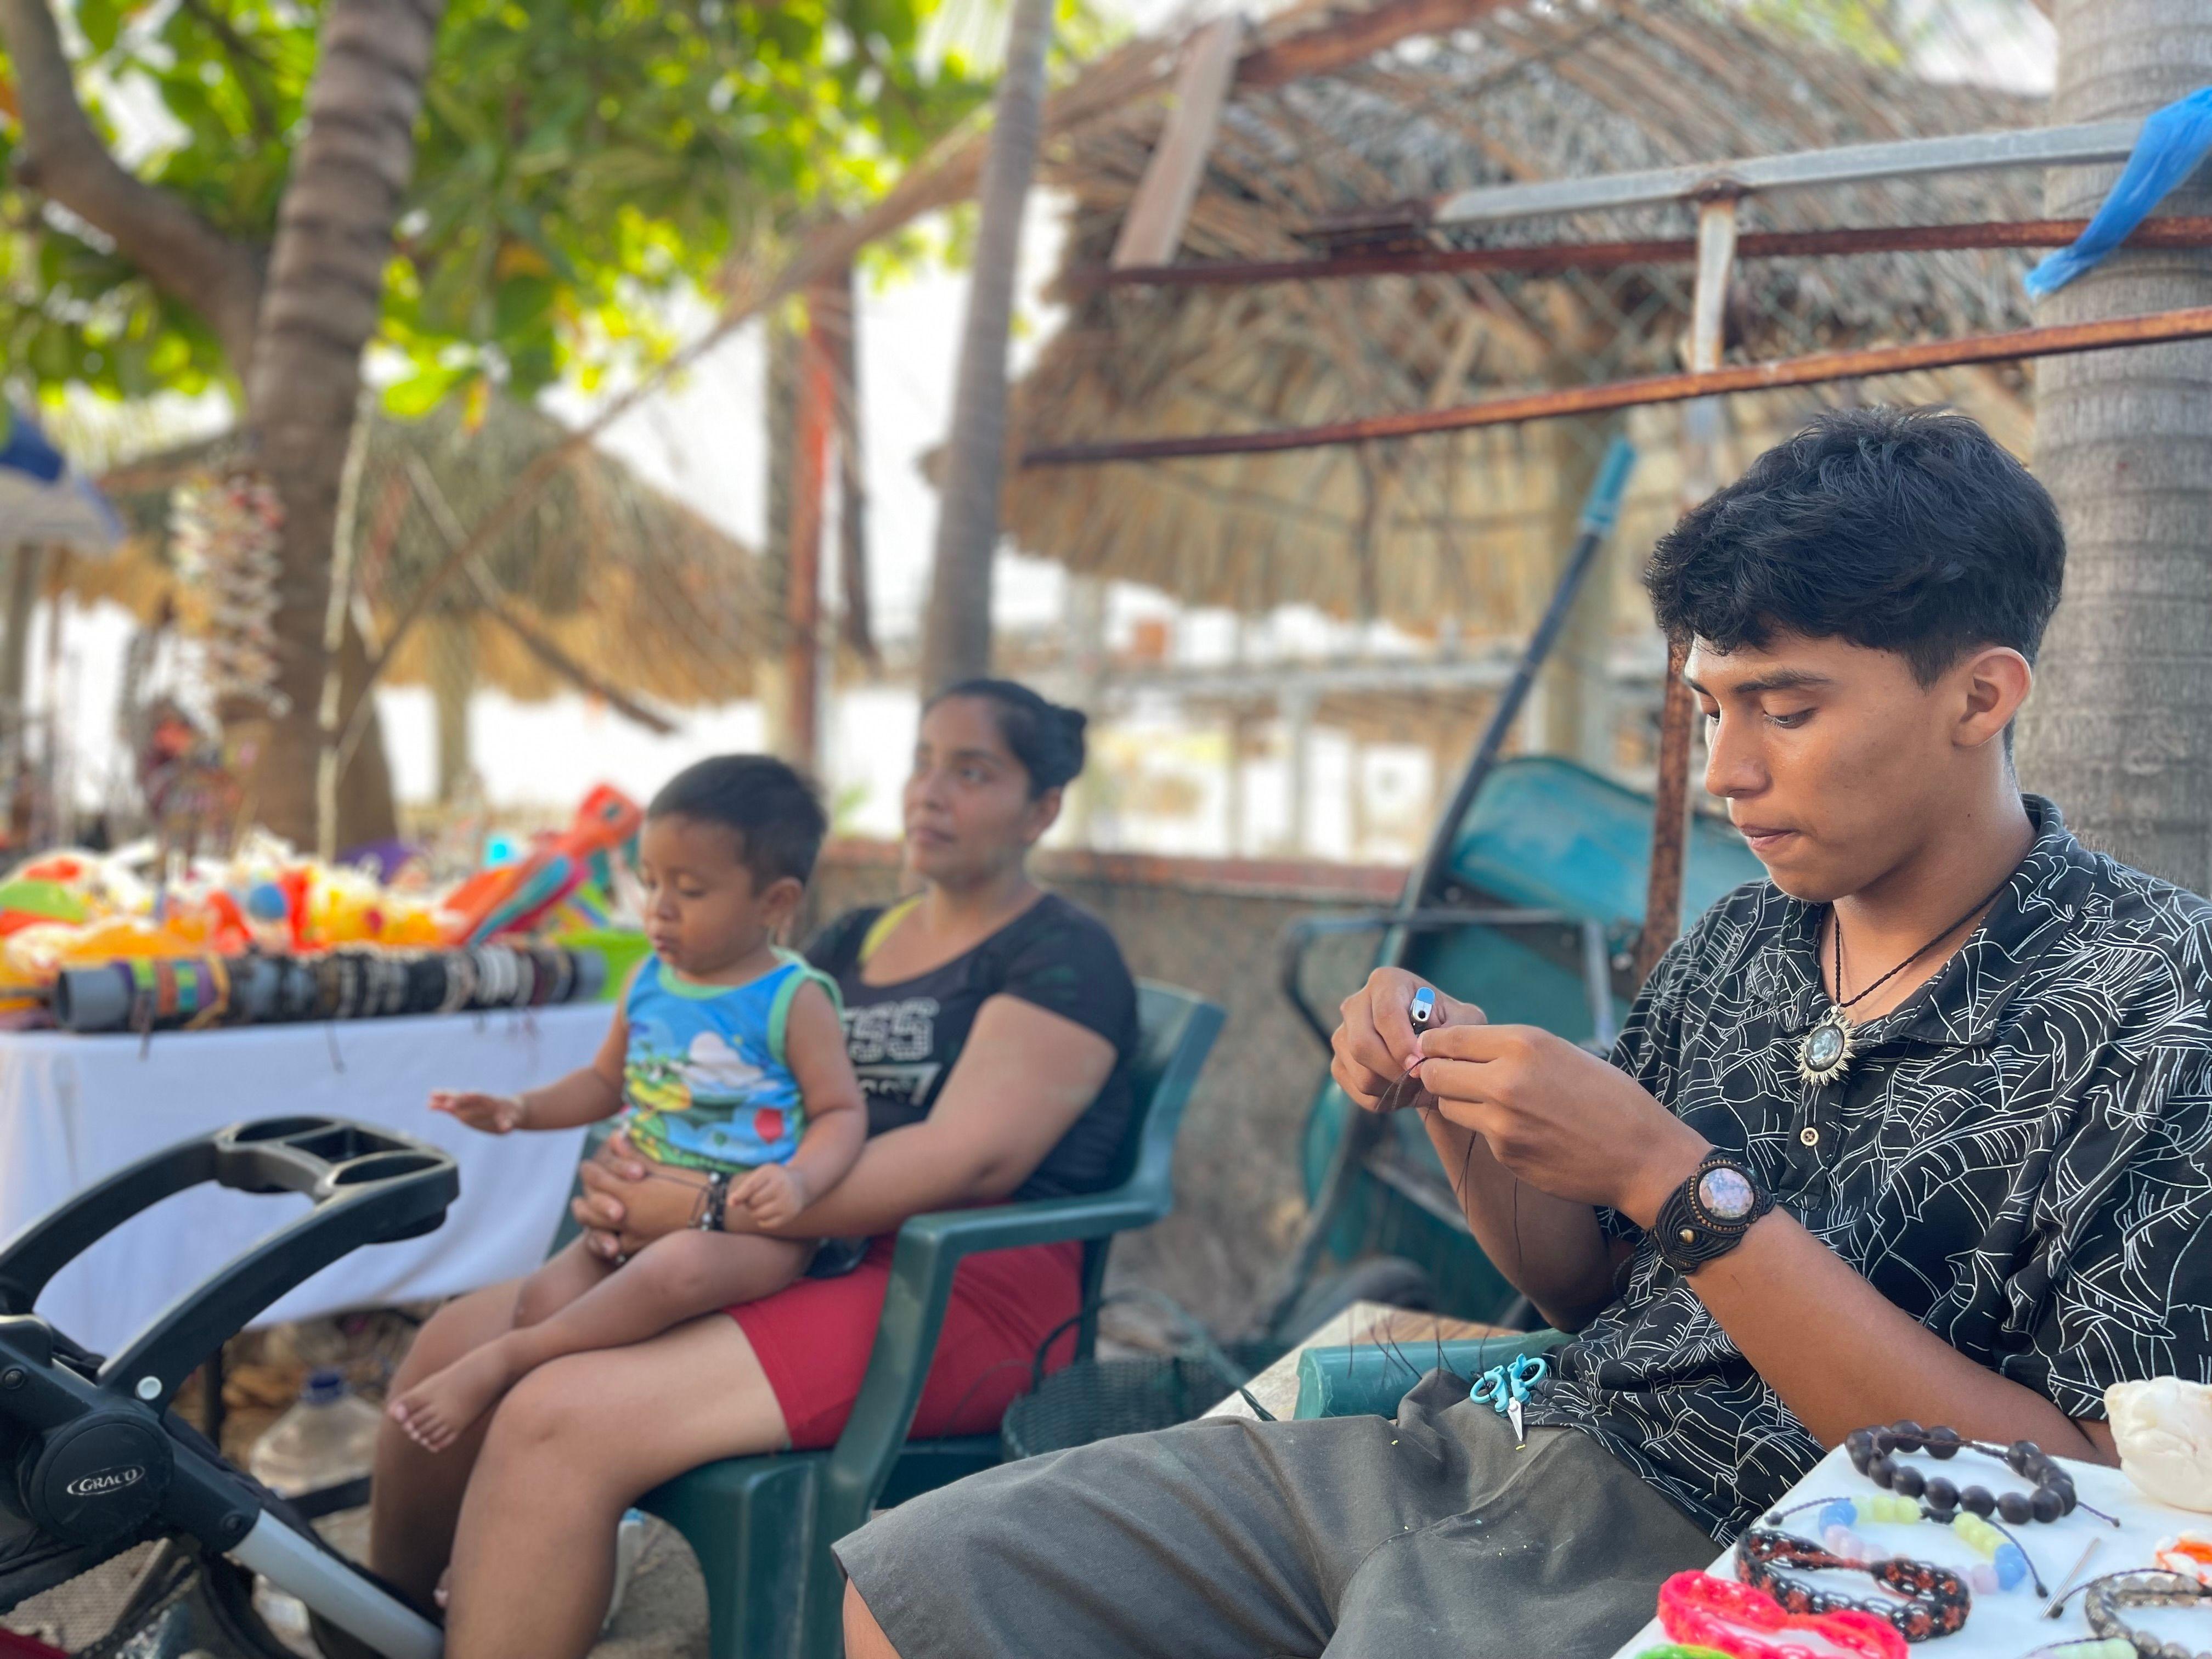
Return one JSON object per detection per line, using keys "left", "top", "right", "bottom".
{"left": 1315, "top": 116, "right": 2142, "bottom": 238}
{"left": 1409, "top": 436, "right": 1638, "bottom": 913}
{"left": 1023, "top": 303, "right": 2212, "bottom": 466}
{"left": 1634, "top": 198, "right": 1735, "bottom": 985}
{"left": 1076, "top": 217, "right": 2212, "bottom": 291}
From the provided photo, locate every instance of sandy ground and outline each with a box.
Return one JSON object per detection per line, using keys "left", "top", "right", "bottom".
{"left": 174, "top": 1311, "right": 715, "bottom": 1658}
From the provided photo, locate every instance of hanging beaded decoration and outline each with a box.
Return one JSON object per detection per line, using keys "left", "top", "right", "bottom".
{"left": 1736, "top": 1528, "right": 1971, "bottom": 1641}
{"left": 171, "top": 469, "right": 290, "bottom": 718}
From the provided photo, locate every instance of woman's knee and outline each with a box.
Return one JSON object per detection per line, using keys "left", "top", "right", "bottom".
{"left": 393, "top": 1282, "right": 520, "bottom": 1386}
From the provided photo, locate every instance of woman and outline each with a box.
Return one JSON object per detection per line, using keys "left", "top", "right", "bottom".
{"left": 367, "top": 680, "right": 1138, "bottom": 1659}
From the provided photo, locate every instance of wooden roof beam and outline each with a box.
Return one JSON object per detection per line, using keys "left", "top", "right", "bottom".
{"left": 1113, "top": 16, "right": 1245, "bottom": 269}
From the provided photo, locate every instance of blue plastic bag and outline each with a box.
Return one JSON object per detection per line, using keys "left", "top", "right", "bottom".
{"left": 2025, "top": 87, "right": 2212, "bottom": 297}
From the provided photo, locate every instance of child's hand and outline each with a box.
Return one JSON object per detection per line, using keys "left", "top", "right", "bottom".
{"left": 732, "top": 1164, "right": 810, "bottom": 1228}
{"left": 431, "top": 1090, "right": 527, "bottom": 1134}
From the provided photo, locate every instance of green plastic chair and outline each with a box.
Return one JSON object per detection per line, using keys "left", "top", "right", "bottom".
{"left": 619, "top": 980, "right": 1224, "bottom": 1659}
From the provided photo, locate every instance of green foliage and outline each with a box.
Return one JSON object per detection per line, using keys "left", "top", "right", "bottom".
{"left": 1, "top": 0, "right": 1008, "bottom": 409}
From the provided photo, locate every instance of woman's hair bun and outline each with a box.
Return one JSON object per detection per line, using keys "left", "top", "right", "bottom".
{"left": 928, "top": 678, "right": 1087, "bottom": 795}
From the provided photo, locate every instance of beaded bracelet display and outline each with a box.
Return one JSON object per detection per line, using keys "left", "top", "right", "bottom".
{"left": 1659, "top": 1570, "right": 1907, "bottom": 1659}
{"left": 1846, "top": 1423, "right": 2121, "bottom": 1529}
{"left": 1736, "top": 1529, "right": 1971, "bottom": 1642}
{"left": 1766, "top": 1494, "right": 2044, "bottom": 1596}
{"left": 2083, "top": 1571, "right": 2212, "bottom": 1659}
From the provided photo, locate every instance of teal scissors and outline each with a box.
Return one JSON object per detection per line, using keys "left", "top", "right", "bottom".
{"left": 1469, "top": 1353, "right": 1548, "bottom": 1449}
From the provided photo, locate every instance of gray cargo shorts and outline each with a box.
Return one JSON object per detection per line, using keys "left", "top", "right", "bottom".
{"left": 834, "top": 1369, "right": 1716, "bottom": 1659}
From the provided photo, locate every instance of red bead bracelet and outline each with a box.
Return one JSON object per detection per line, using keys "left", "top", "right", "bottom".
{"left": 1658, "top": 1571, "right": 1910, "bottom": 1659}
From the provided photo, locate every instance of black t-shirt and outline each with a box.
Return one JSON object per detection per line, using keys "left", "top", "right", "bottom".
{"left": 805, "top": 893, "right": 1140, "bottom": 1201}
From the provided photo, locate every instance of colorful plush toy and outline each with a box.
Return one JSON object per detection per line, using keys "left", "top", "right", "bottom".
{"left": 439, "top": 785, "right": 643, "bottom": 946}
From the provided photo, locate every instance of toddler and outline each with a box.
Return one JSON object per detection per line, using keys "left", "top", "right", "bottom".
{"left": 389, "top": 755, "right": 864, "bottom": 1452}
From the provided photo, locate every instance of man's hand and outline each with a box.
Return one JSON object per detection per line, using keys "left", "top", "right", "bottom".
{"left": 733, "top": 1164, "right": 810, "bottom": 1228}
{"left": 1330, "top": 968, "right": 1486, "bottom": 1113}
{"left": 1412, "top": 1023, "right": 1709, "bottom": 1225}
{"left": 431, "top": 1090, "right": 525, "bottom": 1134}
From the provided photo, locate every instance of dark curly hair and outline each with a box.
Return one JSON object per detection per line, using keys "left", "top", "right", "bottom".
{"left": 1644, "top": 407, "right": 2065, "bottom": 685}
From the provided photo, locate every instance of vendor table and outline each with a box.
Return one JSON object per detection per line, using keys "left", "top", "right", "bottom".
{"left": 1611, "top": 1441, "right": 2209, "bottom": 1659}
{"left": 0, "top": 1005, "right": 606, "bottom": 1356}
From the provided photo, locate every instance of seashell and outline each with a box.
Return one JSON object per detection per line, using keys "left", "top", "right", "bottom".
{"left": 2106, "top": 1378, "right": 2212, "bottom": 1513}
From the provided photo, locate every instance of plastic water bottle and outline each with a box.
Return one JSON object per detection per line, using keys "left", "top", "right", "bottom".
{"left": 247, "top": 1368, "right": 382, "bottom": 1498}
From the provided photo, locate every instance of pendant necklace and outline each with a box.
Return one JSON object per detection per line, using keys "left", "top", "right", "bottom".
{"left": 1798, "top": 878, "right": 2013, "bottom": 1088}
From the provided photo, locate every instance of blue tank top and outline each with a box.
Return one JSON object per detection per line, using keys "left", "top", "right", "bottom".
{"left": 620, "top": 952, "right": 839, "bottom": 1173}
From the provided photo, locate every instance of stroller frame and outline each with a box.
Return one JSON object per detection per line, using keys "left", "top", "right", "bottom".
{"left": 0, "top": 1115, "right": 458, "bottom": 1659}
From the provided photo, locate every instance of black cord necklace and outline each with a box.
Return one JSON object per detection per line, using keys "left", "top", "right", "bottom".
{"left": 1797, "top": 877, "right": 2012, "bottom": 1088}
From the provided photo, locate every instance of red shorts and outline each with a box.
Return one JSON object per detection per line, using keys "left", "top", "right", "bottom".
{"left": 729, "top": 1234, "right": 1082, "bottom": 1449}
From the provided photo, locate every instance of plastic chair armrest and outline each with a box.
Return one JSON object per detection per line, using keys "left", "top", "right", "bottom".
{"left": 817, "top": 1189, "right": 1162, "bottom": 1538}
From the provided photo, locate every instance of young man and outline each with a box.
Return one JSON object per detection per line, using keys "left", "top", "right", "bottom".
{"left": 839, "top": 408, "right": 2212, "bottom": 1659}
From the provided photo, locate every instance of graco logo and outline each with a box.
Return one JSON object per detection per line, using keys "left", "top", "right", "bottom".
{"left": 64, "top": 1466, "right": 144, "bottom": 1499}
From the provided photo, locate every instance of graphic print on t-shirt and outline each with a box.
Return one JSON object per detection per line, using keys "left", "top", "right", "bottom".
{"left": 842, "top": 996, "right": 943, "bottom": 1111}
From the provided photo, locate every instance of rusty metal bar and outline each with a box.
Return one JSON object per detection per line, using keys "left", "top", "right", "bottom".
{"left": 1073, "top": 217, "right": 2212, "bottom": 291}
{"left": 1635, "top": 637, "right": 1698, "bottom": 989}
{"left": 1021, "top": 304, "right": 2212, "bottom": 466}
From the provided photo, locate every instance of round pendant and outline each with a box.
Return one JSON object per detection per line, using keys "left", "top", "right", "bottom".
{"left": 1798, "top": 1011, "right": 1855, "bottom": 1087}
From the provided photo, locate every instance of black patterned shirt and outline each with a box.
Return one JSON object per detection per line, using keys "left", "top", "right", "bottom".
{"left": 1523, "top": 796, "right": 2212, "bottom": 1540}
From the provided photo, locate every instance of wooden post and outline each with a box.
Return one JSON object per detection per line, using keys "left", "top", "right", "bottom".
{"left": 783, "top": 284, "right": 837, "bottom": 774}
{"left": 1634, "top": 195, "right": 1736, "bottom": 986}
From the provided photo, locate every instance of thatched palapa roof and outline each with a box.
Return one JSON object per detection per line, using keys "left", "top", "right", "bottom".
{"left": 1003, "top": 0, "right": 2044, "bottom": 636}
{"left": 91, "top": 397, "right": 767, "bottom": 707}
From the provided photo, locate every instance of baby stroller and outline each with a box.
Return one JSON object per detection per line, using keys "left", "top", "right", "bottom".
{"left": 0, "top": 1116, "right": 457, "bottom": 1658}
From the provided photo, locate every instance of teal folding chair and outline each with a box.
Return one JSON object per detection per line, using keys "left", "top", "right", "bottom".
{"left": 592, "top": 981, "right": 1223, "bottom": 1659}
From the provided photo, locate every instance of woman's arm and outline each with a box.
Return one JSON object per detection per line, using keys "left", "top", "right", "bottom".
{"left": 572, "top": 994, "right": 1119, "bottom": 1251}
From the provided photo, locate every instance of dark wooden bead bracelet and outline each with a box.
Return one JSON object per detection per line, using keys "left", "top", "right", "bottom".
{"left": 1736, "top": 1528, "right": 1971, "bottom": 1643}
{"left": 1844, "top": 1421, "right": 2119, "bottom": 1528}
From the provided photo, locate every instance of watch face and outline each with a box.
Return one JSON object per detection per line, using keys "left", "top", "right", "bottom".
{"left": 1696, "top": 1165, "right": 1757, "bottom": 1223}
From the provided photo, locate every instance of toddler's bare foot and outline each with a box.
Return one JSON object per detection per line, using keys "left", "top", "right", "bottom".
{"left": 387, "top": 1345, "right": 518, "bottom": 1453}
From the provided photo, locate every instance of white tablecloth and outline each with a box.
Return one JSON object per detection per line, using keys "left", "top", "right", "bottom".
{"left": 0, "top": 1005, "right": 606, "bottom": 1355}
{"left": 1611, "top": 1441, "right": 2210, "bottom": 1659}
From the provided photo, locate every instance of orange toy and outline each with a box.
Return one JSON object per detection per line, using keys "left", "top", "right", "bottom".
{"left": 440, "top": 785, "right": 642, "bottom": 946}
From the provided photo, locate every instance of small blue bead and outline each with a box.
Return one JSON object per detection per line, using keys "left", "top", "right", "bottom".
{"left": 1995, "top": 1543, "right": 2029, "bottom": 1591}
{"left": 1819, "top": 1500, "right": 1858, "bottom": 1532}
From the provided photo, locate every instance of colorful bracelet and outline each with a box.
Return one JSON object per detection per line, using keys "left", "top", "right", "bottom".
{"left": 1737, "top": 1529, "right": 1970, "bottom": 1643}
{"left": 1636, "top": 1647, "right": 1738, "bottom": 1659}
{"left": 2083, "top": 1570, "right": 2212, "bottom": 1659}
{"left": 1767, "top": 1494, "right": 2043, "bottom": 1596}
{"left": 1847, "top": 1422, "right": 2119, "bottom": 1529}
{"left": 1658, "top": 1570, "right": 1907, "bottom": 1659}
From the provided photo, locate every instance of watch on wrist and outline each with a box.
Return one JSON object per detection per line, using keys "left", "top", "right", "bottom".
{"left": 1654, "top": 1153, "right": 1773, "bottom": 1274}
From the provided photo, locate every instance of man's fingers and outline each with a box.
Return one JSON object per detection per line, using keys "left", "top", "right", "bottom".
{"left": 1414, "top": 1022, "right": 1534, "bottom": 1065}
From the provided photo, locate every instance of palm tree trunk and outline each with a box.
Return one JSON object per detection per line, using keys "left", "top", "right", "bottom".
{"left": 917, "top": 0, "right": 1053, "bottom": 695}
{"left": 2016, "top": 1, "right": 2212, "bottom": 889}
{"left": 241, "top": 0, "right": 444, "bottom": 848}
